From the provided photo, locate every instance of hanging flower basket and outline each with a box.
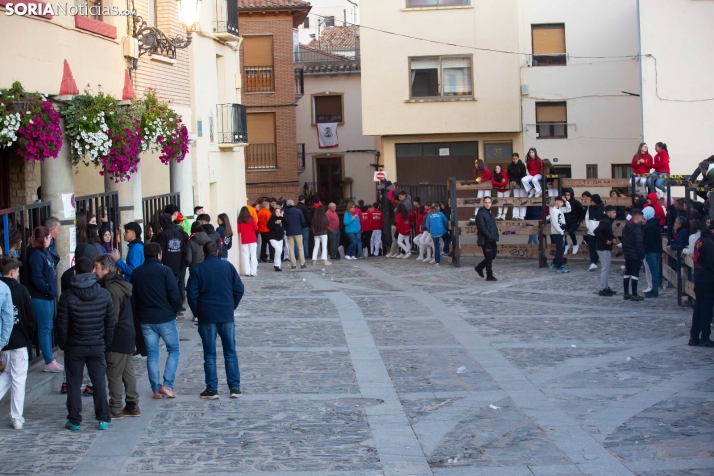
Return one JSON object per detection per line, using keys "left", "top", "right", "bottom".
{"left": 101, "top": 103, "right": 144, "bottom": 182}
{"left": 141, "top": 90, "right": 189, "bottom": 164}
{"left": 61, "top": 86, "right": 115, "bottom": 167}
{"left": 0, "top": 81, "right": 62, "bottom": 162}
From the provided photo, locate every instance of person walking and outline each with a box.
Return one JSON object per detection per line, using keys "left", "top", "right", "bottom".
{"left": 549, "top": 196, "right": 571, "bottom": 273}
{"left": 643, "top": 207, "right": 663, "bottom": 298}
{"left": 57, "top": 257, "right": 115, "bottom": 431}
{"left": 522, "top": 148, "right": 543, "bottom": 198}
{"left": 257, "top": 201, "right": 273, "bottom": 263}
{"left": 0, "top": 257, "right": 35, "bottom": 430}
{"left": 474, "top": 196, "right": 499, "bottom": 281}
{"left": 424, "top": 203, "right": 448, "bottom": 267}
{"left": 27, "top": 226, "right": 62, "bottom": 373}
{"left": 595, "top": 206, "right": 618, "bottom": 296}
{"left": 326, "top": 202, "right": 340, "bottom": 260}
{"left": 130, "top": 243, "right": 182, "bottom": 399}
{"left": 343, "top": 202, "right": 361, "bottom": 260}
{"left": 112, "top": 223, "right": 145, "bottom": 283}
{"left": 584, "top": 193, "right": 603, "bottom": 272}
{"left": 311, "top": 206, "right": 331, "bottom": 266}
{"left": 507, "top": 153, "right": 528, "bottom": 220}
{"left": 621, "top": 209, "right": 646, "bottom": 301}
{"left": 187, "top": 241, "right": 244, "bottom": 399}
{"left": 283, "top": 200, "right": 307, "bottom": 269}
{"left": 93, "top": 255, "right": 140, "bottom": 420}
{"left": 268, "top": 208, "right": 286, "bottom": 271}
{"left": 689, "top": 222, "right": 714, "bottom": 346}
{"left": 237, "top": 207, "right": 259, "bottom": 277}
{"left": 216, "top": 213, "right": 234, "bottom": 261}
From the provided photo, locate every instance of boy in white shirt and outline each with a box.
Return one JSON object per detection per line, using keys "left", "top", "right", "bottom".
{"left": 549, "top": 196, "right": 571, "bottom": 273}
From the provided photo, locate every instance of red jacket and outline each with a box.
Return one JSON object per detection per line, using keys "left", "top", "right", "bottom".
{"left": 526, "top": 158, "right": 542, "bottom": 176}
{"left": 645, "top": 193, "right": 667, "bottom": 226}
{"left": 360, "top": 211, "right": 371, "bottom": 232}
{"left": 395, "top": 213, "right": 412, "bottom": 236}
{"left": 415, "top": 210, "right": 427, "bottom": 234}
{"left": 652, "top": 150, "right": 670, "bottom": 174}
{"left": 492, "top": 170, "right": 509, "bottom": 192}
{"left": 474, "top": 167, "right": 492, "bottom": 182}
{"left": 631, "top": 152, "right": 653, "bottom": 175}
{"left": 237, "top": 219, "right": 258, "bottom": 244}
{"left": 326, "top": 209, "right": 339, "bottom": 232}
{"left": 370, "top": 210, "right": 384, "bottom": 231}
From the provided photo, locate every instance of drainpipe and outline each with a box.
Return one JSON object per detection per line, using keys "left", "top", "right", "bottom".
{"left": 637, "top": 0, "right": 644, "bottom": 143}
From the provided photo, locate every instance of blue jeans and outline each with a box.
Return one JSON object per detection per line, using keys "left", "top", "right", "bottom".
{"left": 649, "top": 172, "right": 668, "bottom": 194}
{"left": 197, "top": 322, "right": 241, "bottom": 391}
{"left": 141, "top": 320, "right": 180, "bottom": 392}
{"left": 301, "top": 228, "right": 310, "bottom": 258}
{"left": 645, "top": 252, "right": 660, "bottom": 295}
{"left": 433, "top": 236, "right": 441, "bottom": 264}
{"left": 528, "top": 234, "right": 539, "bottom": 244}
{"left": 346, "top": 232, "right": 360, "bottom": 257}
{"left": 32, "top": 299, "right": 55, "bottom": 364}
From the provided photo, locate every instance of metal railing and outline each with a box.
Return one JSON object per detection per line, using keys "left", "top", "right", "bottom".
{"left": 400, "top": 184, "right": 448, "bottom": 205}
{"left": 297, "top": 143, "right": 305, "bottom": 171}
{"left": 247, "top": 143, "right": 277, "bottom": 169}
{"left": 216, "top": 103, "right": 248, "bottom": 144}
{"left": 243, "top": 66, "right": 274, "bottom": 93}
{"left": 301, "top": 181, "right": 345, "bottom": 205}
{"left": 295, "top": 68, "right": 304, "bottom": 98}
{"left": 213, "top": 0, "right": 239, "bottom": 38}
{"left": 75, "top": 191, "right": 120, "bottom": 253}
{"left": 142, "top": 192, "right": 181, "bottom": 240}
{"left": 296, "top": 48, "right": 359, "bottom": 64}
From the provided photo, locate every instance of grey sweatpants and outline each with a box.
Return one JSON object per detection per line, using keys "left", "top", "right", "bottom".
{"left": 596, "top": 250, "right": 611, "bottom": 291}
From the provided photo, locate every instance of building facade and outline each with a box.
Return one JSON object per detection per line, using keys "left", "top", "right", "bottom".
{"left": 238, "top": 0, "right": 311, "bottom": 201}
{"left": 297, "top": 0, "right": 358, "bottom": 45}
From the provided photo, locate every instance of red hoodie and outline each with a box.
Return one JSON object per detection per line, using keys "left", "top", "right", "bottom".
{"left": 631, "top": 152, "right": 653, "bottom": 175}
{"left": 474, "top": 167, "right": 492, "bottom": 182}
{"left": 492, "top": 170, "right": 509, "bottom": 192}
{"left": 644, "top": 193, "right": 666, "bottom": 226}
{"left": 370, "top": 209, "right": 384, "bottom": 231}
{"left": 526, "top": 158, "right": 542, "bottom": 176}
{"left": 415, "top": 210, "right": 426, "bottom": 234}
{"left": 395, "top": 213, "right": 412, "bottom": 236}
{"left": 652, "top": 149, "right": 670, "bottom": 174}
{"left": 360, "top": 210, "right": 372, "bottom": 232}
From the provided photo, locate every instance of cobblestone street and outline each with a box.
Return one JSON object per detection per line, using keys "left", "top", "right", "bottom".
{"left": 1, "top": 257, "right": 712, "bottom": 476}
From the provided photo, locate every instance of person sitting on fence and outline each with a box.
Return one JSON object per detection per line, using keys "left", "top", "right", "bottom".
{"left": 473, "top": 159, "right": 492, "bottom": 216}
{"left": 632, "top": 143, "right": 652, "bottom": 196}
{"left": 609, "top": 190, "right": 627, "bottom": 221}
{"left": 522, "top": 148, "right": 543, "bottom": 199}
{"left": 542, "top": 159, "right": 558, "bottom": 198}
{"left": 689, "top": 220, "right": 714, "bottom": 347}
{"left": 648, "top": 142, "right": 670, "bottom": 196}
{"left": 508, "top": 153, "right": 528, "bottom": 220}
{"left": 492, "top": 165, "right": 510, "bottom": 220}
{"left": 548, "top": 196, "right": 570, "bottom": 273}
{"left": 562, "top": 188, "right": 585, "bottom": 256}
{"left": 621, "top": 209, "right": 646, "bottom": 302}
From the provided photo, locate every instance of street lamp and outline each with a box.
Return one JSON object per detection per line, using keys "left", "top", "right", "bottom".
{"left": 129, "top": 0, "right": 202, "bottom": 63}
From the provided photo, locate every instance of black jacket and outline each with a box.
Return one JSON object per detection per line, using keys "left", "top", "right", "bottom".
{"left": 56, "top": 273, "right": 115, "bottom": 350}
{"left": 0, "top": 277, "right": 36, "bottom": 351}
{"left": 268, "top": 215, "right": 285, "bottom": 242}
{"left": 100, "top": 272, "right": 136, "bottom": 354}
{"left": 27, "top": 247, "right": 57, "bottom": 301}
{"left": 130, "top": 258, "right": 182, "bottom": 325}
{"left": 594, "top": 217, "right": 615, "bottom": 251}
{"left": 562, "top": 188, "right": 585, "bottom": 222}
{"left": 201, "top": 223, "right": 222, "bottom": 249}
{"left": 186, "top": 231, "right": 212, "bottom": 269}
{"left": 296, "top": 202, "right": 312, "bottom": 228}
{"left": 643, "top": 218, "right": 663, "bottom": 254}
{"left": 621, "top": 221, "right": 645, "bottom": 261}
{"left": 157, "top": 214, "right": 186, "bottom": 276}
{"left": 693, "top": 228, "right": 714, "bottom": 286}
{"left": 476, "top": 207, "right": 499, "bottom": 245}
{"left": 507, "top": 160, "right": 527, "bottom": 184}
{"left": 283, "top": 205, "right": 306, "bottom": 236}
{"left": 588, "top": 195, "right": 605, "bottom": 222}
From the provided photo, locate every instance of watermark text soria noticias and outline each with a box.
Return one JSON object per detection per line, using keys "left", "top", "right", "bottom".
{"left": 5, "top": 3, "right": 136, "bottom": 16}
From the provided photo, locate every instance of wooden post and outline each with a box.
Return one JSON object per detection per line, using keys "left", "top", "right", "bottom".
{"left": 449, "top": 177, "right": 460, "bottom": 267}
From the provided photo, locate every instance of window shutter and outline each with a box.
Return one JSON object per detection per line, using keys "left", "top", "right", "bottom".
{"left": 536, "top": 103, "right": 567, "bottom": 123}
{"left": 532, "top": 25, "right": 565, "bottom": 55}
{"left": 246, "top": 113, "right": 276, "bottom": 143}
{"left": 315, "top": 96, "right": 342, "bottom": 120}
{"left": 243, "top": 36, "right": 273, "bottom": 67}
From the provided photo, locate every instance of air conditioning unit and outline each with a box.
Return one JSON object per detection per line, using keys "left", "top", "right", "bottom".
{"left": 521, "top": 84, "right": 530, "bottom": 96}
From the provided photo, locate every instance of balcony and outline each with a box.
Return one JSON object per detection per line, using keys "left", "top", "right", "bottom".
{"left": 297, "top": 143, "right": 305, "bottom": 172}
{"left": 247, "top": 143, "right": 277, "bottom": 169}
{"left": 295, "top": 69, "right": 304, "bottom": 101}
{"left": 243, "top": 66, "right": 274, "bottom": 93}
{"left": 213, "top": 0, "right": 239, "bottom": 40}
{"left": 216, "top": 104, "right": 248, "bottom": 146}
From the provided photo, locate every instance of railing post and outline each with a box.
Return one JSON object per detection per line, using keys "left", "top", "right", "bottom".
{"left": 676, "top": 248, "right": 683, "bottom": 307}
{"left": 449, "top": 177, "right": 460, "bottom": 267}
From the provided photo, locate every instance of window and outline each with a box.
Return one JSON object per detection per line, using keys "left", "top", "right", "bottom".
{"left": 303, "top": 17, "right": 309, "bottom": 28}
{"left": 612, "top": 164, "right": 633, "bottom": 179}
{"left": 406, "top": 0, "right": 470, "bottom": 7}
{"left": 553, "top": 165, "right": 572, "bottom": 178}
{"left": 586, "top": 164, "right": 598, "bottom": 179}
{"left": 536, "top": 102, "right": 567, "bottom": 139}
{"left": 246, "top": 113, "right": 276, "bottom": 169}
{"left": 147, "top": 0, "right": 155, "bottom": 26}
{"left": 410, "top": 56, "right": 472, "bottom": 98}
{"left": 243, "top": 36, "right": 274, "bottom": 92}
{"left": 395, "top": 141, "right": 477, "bottom": 185}
{"left": 324, "top": 16, "right": 335, "bottom": 27}
{"left": 314, "top": 95, "right": 343, "bottom": 123}
{"left": 76, "top": 0, "right": 102, "bottom": 20}
{"left": 532, "top": 24, "right": 566, "bottom": 66}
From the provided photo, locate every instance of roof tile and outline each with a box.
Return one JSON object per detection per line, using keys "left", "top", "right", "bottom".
{"left": 237, "top": 0, "right": 310, "bottom": 9}
{"left": 306, "top": 25, "right": 358, "bottom": 50}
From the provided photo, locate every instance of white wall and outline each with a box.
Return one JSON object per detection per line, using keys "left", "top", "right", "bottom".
{"left": 297, "top": 0, "right": 358, "bottom": 44}
{"left": 640, "top": 0, "right": 714, "bottom": 176}
{"left": 520, "top": 0, "right": 641, "bottom": 181}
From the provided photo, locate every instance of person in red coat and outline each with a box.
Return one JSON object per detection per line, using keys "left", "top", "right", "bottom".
{"left": 474, "top": 159, "right": 493, "bottom": 216}
{"left": 522, "top": 148, "right": 543, "bottom": 198}
{"left": 360, "top": 207, "right": 373, "bottom": 257}
{"left": 394, "top": 203, "right": 413, "bottom": 259}
{"left": 649, "top": 142, "right": 670, "bottom": 196}
{"left": 631, "top": 143, "right": 653, "bottom": 195}
{"left": 492, "top": 165, "right": 510, "bottom": 220}
{"left": 644, "top": 193, "right": 667, "bottom": 227}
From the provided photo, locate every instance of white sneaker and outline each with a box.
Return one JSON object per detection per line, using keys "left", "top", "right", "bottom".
{"left": 429, "top": 259, "right": 436, "bottom": 264}
{"left": 345, "top": 256, "right": 353, "bottom": 260}
{"left": 12, "top": 419, "right": 23, "bottom": 430}
{"left": 588, "top": 263, "right": 598, "bottom": 272}
{"left": 572, "top": 245, "right": 579, "bottom": 254}
{"left": 643, "top": 287, "right": 652, "bottom": 293}
{"left": 564, "top": 244, "right": 571, "bottom": 255}
{"left": 527, "top": 189, "right": 535, "bottom": 198}
{"left": 416, "top": 257, "right": 424, "bottom": 261}
{"left": 434, "top": 263, "right": 440, "bottom": 268}
{"left": 403, "top": 253, "right": 411, "bottom": 259}
{"left": 534, "top": 190, "right": 543, "bottom": 198}
{"left": 385, "top": 253, "right": 393, "bottom": 258}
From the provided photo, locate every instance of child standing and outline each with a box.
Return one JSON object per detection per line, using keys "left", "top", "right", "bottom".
{"left": 424, "top": 203, "right": 448, "bottom": 267}
{"left": 549, "top": 196, "right": 571, "bottom": 273}
{"left": 621, "top": 209, "right": 645, "bottom": 301}
{"left": 369, "top": 203, "right": 384, "bottom": 256}
{"left": 0, "top": 257, "right": 36, "bottom": 430}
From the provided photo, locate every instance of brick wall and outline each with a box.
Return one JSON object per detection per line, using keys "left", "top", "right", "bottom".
{"left": 8, "top": 156, "right": 36, "bottom": 208}
{"left": 239, "top": 13, "right": 300, "bottom": 201}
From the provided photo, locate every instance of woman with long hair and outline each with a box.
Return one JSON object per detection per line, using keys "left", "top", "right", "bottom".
{"left": 237, "top": 207, "right": 258, "bottom": 276}
{"left": 99, "top": 228, "right": 113, "bottom": 253}
{"left": 76, "top": 210, "right": 88, "bottom": 244}
{"left": 649, "top": 142, "right": 670, "bottom": 196}
{"left": 217, "top": 213, "right": 234, "bottom": 261}
{"left": 343, "top": 201, "right": 361, "bottom": 260}
{"left": 28, "top": 226, "right": 62, "bottom": 372}
{"left": 541, "top": 158, "right": 558, "bottom": 198}
{"left": 311, "top": 206, "right": 331, "bottom": 265}
{"left": 521, "top": 148, "right": 543, "bottom": 198}
{"left": 492, "top": 164, "right": 509, "bottom": 220}
{"left": 631, "top": 143, "right": 652, "bottom": 195}
{"left": 473, "top": 159, "right": 492, "bottom": 216}
{"left": 394, "top": 202, "right": 413, "bottom": 259}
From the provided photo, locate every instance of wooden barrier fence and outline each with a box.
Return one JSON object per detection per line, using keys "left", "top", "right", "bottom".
{"left": 661, "top": 236, "right": 696, "bottom": 306}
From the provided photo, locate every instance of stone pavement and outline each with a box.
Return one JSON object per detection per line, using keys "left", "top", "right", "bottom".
{"left": 0, "top": 256, "right": 712, "bottom": 476}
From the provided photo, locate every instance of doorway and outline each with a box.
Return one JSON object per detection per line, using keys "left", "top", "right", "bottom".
{"left": 315, "top": 157, "right": 343, "bottom": 204}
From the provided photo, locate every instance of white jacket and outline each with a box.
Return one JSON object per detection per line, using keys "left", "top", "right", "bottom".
{"left": 549, "top": 201, "right": 571, "bottom": 235}
{"left": 683, "top": 230, "right": 700, "bottom": 256}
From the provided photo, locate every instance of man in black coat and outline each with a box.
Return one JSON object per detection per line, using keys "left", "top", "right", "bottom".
{"left": 474, "top": 197, "right": 499, "bottom": 281}
{"left": 296, "top": 195, "right": 312, "bottom": 260}
{"left": 57, "top": 257, "right": 115, "bottom": 431}
{"left": 690, "top": 223, "right": 714, "bottom": 346}
{"left": 595, "top": 206, "right": 618, "bottom": 296}
{"left": 157, "top": 213, "right": 186, "bottom": 283}
{"left": 621, "top": 209, "right": 645, "bottom": 301}
{"left": 94, "top": 254, "right": 140, "bottom": 420}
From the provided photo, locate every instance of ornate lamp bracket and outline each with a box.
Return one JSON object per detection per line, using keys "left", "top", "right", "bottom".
{"left": 134, "top": 16, "right": 193, "bottom": 59}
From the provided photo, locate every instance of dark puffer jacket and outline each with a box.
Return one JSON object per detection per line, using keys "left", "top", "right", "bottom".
{"left": 100, "top": 272, "right": 136, "bottom": 355}
{"left": 476, "top": 207, "right": 499, "bottom": 245}
{"left": 56, "top": 273, "right": 115, "bottom": 350}
{"left": 201, "top": 223, "right": 222, "bottom": 249}
{"left": 562, "top": 188, "right": 585, "bottom": 223}
{"left": 643, "top": 217, "right": 663, "bottom": 254}
{"left": 186, "top": 231, "right": 212, "bottom": 269}
{"left": 621, "top": 220, "right": 645, "bottom": 261}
